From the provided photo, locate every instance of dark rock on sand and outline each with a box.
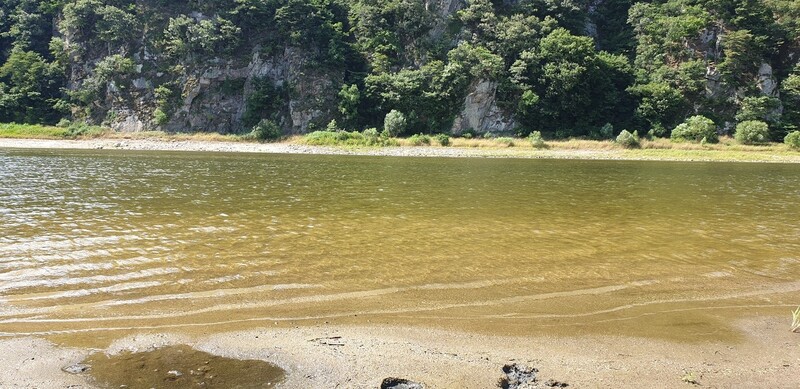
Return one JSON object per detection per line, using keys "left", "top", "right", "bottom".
{"left": 380, "top": 377, "right": 425, "bottom": 389}
{"left": 499, "top": 364, "right": 568, "bottom": 389}
{"left": 543, "top": 378, "right": 569, "bottom": 387}
{"left": 499, "top": 363, "right": 538, "bottom": 388}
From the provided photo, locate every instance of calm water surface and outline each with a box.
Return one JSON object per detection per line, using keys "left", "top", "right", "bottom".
{"left": 1, "top": 149, "right": 799, "bottom": 345}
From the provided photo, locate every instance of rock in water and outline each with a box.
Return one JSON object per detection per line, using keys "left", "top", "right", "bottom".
{"left": 499, "top": 364, "right": 538, "bottom": 389}
{"left": 380, "top": 377, "right": 425, "bottom": 389}
{"left": 61, "top": 363, "right": 90, "bottom": 374}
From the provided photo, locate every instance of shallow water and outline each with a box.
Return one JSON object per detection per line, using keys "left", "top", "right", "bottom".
{"left": 1, "top": 149, "right": 799, "bottom": 345}
{"left": 84, "top": 345, "right": 284, "bottom": 388}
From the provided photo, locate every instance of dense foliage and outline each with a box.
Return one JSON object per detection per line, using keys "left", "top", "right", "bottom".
{"left": 0, "top": 0, "right": 798, "bottom": 141}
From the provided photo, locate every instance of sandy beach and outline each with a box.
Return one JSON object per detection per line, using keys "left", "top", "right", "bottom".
{"left": 0, "top": 316, "right": 798, "bottom": 388}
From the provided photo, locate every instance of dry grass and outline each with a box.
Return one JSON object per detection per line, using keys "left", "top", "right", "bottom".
{"left": 101, "top": 130, "right": 245, "bottom": 142}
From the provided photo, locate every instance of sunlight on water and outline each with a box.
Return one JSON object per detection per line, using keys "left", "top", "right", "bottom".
{"left": 1, "top": 149, "right": 799, "bottom": 344}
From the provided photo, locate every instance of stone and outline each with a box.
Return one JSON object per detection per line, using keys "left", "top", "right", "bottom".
{"left": 380, "top": 377, "right": 425, "bottom": 389}
{"left": 62, "top": 363, "right": 90, "bottom": 374}
{"left": 499, "top": 363, "right": 538, "bottom": 389}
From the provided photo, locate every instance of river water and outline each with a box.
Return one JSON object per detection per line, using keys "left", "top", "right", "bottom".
{"left": 1, "top": 149, "right": 799, "bottom": 346}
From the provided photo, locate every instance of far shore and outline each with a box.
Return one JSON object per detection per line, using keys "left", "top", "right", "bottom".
{"left": 2, "top": 136, "right": 800, "bottom": 163}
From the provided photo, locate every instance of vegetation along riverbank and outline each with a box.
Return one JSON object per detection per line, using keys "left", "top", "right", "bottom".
{"left": 2, "top": 123, "right": 800, "bottom": 163}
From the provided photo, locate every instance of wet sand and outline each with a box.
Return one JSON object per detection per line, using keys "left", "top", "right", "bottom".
{"left": 1, "top": 317, "right": 798, "bottom": 388}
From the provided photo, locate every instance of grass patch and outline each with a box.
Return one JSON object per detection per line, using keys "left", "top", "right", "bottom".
{"left": 0, "top": 123, "right": 72, "bottom": 139}
{"left": 0, "top": 123, "right": 110, "bottom": 139}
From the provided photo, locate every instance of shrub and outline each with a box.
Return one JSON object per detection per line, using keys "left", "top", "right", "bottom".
{"left": 435, "top": 133, "right": 450, "bottom": 146}
{"left": 66, "top": 122, "right": 90, "bottom": 137}
{"left": 483, "top": 132, "right": 495, "bottom": 139}
{"left": 326, "top": 119, "right": 340, "bottom": 132}
{"left": 785, "top": 131, "right": 800, "bottom": 149}
{"left": 495, "top": 137, "right": 515, "bottom": 147}
{"left": 671, "top": 115, "right": 718, "bottom": 143}
{"left": 249, "top": 119, "right": 282, "bottom": 141}
{"left": 616, "top": 129, "right": 640, "bottom": 148}
{"left": 56, "top": 118, "right": 71, "bottom": 128}
{"left": 362, "top": 127, "right": 379, "bottom": 138}
{"left": 648, "top": 123, "right": 669, "bottom": 138}
{"left": 383, "top": 110, "right": 407, "bottom": 137}
{"left": 528, "top": 131, "right": 546, "bottom": 148}
{"left": 153, "top": 108, "right": 168, "bottom": 125}
{"left": 599, "top": 123, "right": 614, "bottom": 139}
{"left": 408, "top": 133, "right": 431, "bottom": 146}
{"left": 734, "top": 120, "right": 770, "bottom": 145}
{"left": 590, "top": 123, "right": 613, "bottom": 140}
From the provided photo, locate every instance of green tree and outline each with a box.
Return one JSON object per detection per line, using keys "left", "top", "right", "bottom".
{"left": 383, "top": 109, "right": 406, "bottom": 136}
{"left": 0, "top": 48, "right": 65, "bottom": 123}
{"left": 510, "top": 28, "right": 634, "bottom": 136}
{"left": 338, "top": 84, "right": 360, "bottom": 127}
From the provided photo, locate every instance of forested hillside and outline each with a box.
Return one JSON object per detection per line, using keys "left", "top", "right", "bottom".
{"left": 1, "top": 0, "right": 799, "bottom": 140}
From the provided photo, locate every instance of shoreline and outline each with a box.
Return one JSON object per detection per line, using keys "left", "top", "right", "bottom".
{"left": 1, "top": 317, "right": 798, "bottom": 388}
{"left": 2, "top": 137, "right": 800, "bottom": 163}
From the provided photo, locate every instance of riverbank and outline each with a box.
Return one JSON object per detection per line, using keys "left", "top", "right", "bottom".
{"left": 1, "top": 315, "right": 797, "bottom": 388}
{"left": 2, "top": 136, "right": 800, "bottom": 163}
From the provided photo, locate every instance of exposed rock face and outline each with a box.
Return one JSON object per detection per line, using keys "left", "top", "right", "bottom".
{"left": 757, "top": 62, "right": 779, "bottom": 97}
{"left": 87, "top": 45, "right": 340, "bottom": 134}
{"left": 451, "top": 80, "right": 516, "bottom": 135}
{"left": 426, "top": 0, "right": 467, "bottom": 48}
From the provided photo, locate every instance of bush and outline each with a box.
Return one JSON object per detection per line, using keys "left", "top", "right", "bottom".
{"left": 590, "top": 123, "right": 614, "bottom": 140}
{"left": 153, "top": 108, "right": 169, "bottom": 125}
{"left": 383, "top": 110, "right": 407, "bottom": 137}
{"left": 326, "top": 119, "right": 340, "bottom": 132}
{"left": 363, "top": 127, "right": 379, "bottom": 138}
{"left": 671, "top": 115, "right": 718, "bottom": 143}
{"left": 734, "top": 120, "right": 770, "bottom": 145}
{"left": 249, "top": 119, "right": 282, "bottom": 141}
{"left": 408, "top": 133, "right": 431, "bottom": 146}
{"left": 304, "top": 129, "right": 397, "bottom": 146}
{"left": 495, "top": 137, "right": 515, "bottom": 147}
{"left": 616, "top": 129, "right": 640, "bottom": 148}
{"left": 648, "top": 123, "right": 669, "bottom": 138}
{"left": 785, "top": 131, "right": 800, "bottom": 149}
{"left": 435, "top": 133, "right": 450, "bottom": 146}
{"left": 528, "top": 131, "right": 546, "bottom": 148}
{"left": 56, "top": 118, "right": 71, "bottom": 128}
{"left": 66, "top": 122, "right": 90, "bottom": 137}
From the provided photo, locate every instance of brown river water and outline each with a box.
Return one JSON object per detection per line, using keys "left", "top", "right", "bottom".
{"left": 1, "top": 148, "right": 799, "bottom": 347}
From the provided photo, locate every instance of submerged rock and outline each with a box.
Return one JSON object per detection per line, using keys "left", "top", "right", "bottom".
{"left": 381, "top": 377, "right": 426, "bottom": 389}
{"left": 61, "top": 363, "right": 90, "bottom": 374}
